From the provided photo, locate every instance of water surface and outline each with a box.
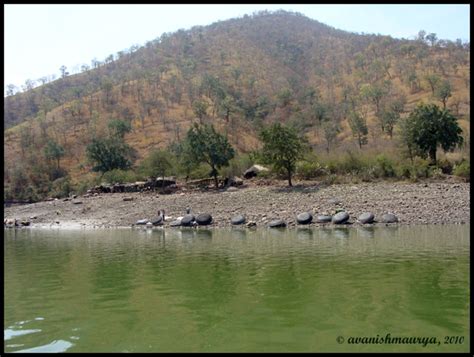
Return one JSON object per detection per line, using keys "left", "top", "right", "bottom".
{"left": 4, "top": 225, "right": 470, "bottom": 352}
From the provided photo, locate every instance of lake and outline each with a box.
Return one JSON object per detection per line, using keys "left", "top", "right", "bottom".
{"left": 4, "top": 225, "right": 470, "bottom": 352}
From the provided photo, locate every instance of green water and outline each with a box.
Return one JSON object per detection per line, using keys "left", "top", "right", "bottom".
{"left": 4, "top": 225, "right": 470, "bottom": 352}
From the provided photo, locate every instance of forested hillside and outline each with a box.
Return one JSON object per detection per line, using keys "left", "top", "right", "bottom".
{"left": 4, "top": 10, "right": 470, "bottom": 201}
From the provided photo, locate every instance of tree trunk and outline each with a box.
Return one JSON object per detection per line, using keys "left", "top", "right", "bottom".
{"left": 287, "top": 168, "right": 292, "bottom": 187}
{"left": 214, "top": 173, "right": 219, "bottom": 188}
{"left": 429, "top": 147, "right": 437, "bottom": 164}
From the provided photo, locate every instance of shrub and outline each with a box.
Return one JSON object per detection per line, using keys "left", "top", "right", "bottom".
{"left": 410, "top": 158, "right": 431, "bottom": 180}
{"left": 375, "top": 154, "right": 396, "bottom": 178}
{"left": 102, "top": 169, "right": 141, "bottom": 185}
{"left": 50, "top": 177, "right": 72, "bottom": 198}
{"left": 453, "top": 161, "right": 470, "bottom": 181}
{"left": 437, "top": 158, "right": 453, "bottom": 174}
{"left": 296, "top": 161, "right": 327, "bottom": 179}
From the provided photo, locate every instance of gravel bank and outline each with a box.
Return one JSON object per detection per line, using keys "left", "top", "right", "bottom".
{"left": 3, "top": 181, "right": 470, "bottom": 229}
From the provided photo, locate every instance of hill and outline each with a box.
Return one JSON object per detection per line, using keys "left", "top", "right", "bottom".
{"left": 3, "top": 10, "right": 470, "bottom": 199}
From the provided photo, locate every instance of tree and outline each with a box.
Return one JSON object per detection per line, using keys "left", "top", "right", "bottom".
{"left": 192, "top": 100, "right": 208, "bottom": 124}
{"left": 140, "top": 150, "right": 172, "bottom": 191}
{"left": 426, "top": 33, "right": 438, "bottom": 47}
{"left": 59, "top": 65, "right": 68, "bottom": 78}
{"left": 44, "top": 139, "right": 65, "bottom": 170}
{"left": 424, "top": 73, "right": 440, "bottom": 95}
{"left": 86, "top": 138, "right": 135, "bottom": 175}
{"left": 348, "top": 111, "right": 368, "bottom": 149}
{"left": 435, "top": 80, "right": 452, "bottom": 109}
{"left": 184, "top": 123, "right": 235, "bottom": 188}
{"left": 86, "top": 119, "right": 135, "bottom": 175}
{"left": 322, "top": 121, "right": 340, "bottom": 153}
{"left": 406, "top": 103, "right": 463, "bottom": 163}
{"left": 259, "top": 123, "right": 307, "bottom": 186}
{"left": 108, "top": 119, "right": 131, "bottom": 139}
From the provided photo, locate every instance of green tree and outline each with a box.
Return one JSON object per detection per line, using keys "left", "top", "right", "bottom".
{"left": 406, "top": 103, "right": 463, "bottom": 163}
{"left": 86, "top": 138, "right": 135, "bottom": 175}
{"left": 44, "top": 139, "right": 65, "bottom": 170}
{"left": 108, "top": 119, "right": 132, "bottom": 139}
{"left": 322, "top": 121, "right": 340, "bottom": 153}
{"left": 140, "top": 150, "right": 172, "bottom": 191}
{"left": 259, "top": 123, "right": 307, "bottom": 186}
{"left": 424, "top": 73, "right": 440, "bottom": 95}
{"left": 348, "top": 111, "right": 368, "bottom": 149}
{"left": 435, "top": 80, "right": 452, "bottom": 109}
{"left": 184, "top": 123, "right": 235, "bottom": 188}
{"left": 192, "top": 100, "right": 208, "bottom": 124}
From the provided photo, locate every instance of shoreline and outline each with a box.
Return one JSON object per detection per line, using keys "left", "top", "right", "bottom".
{"left": 4, "top": 181, "right": 470, "bottom": 229}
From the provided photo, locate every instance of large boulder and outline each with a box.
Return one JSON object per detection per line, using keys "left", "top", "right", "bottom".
{"left": 135, "top": 219, "right": 149, "bottom": 225}
{"left": 382, "top": 213, "right": 399, "bottom": 223}
{"left": 316, "top": 215, "right": 332, "bottom": 223}
{"left": 358, "top": 212, "right": 375, "bottom": 224}
{"left": 231, "top": 215, "right": 246, "bottom": 225}
{"left": 296, "top": 212, "right": 313, "bottom": 225}
{"left": 243, "top": 165, "right": 269, "bottom": 179}
{"left": 196, "top": 213, "right": 213, "bottom": 226}
{"left": 332, "top": 212, "right": 349, "bottom": 224}
{"left": 268, "top": 219, "right": 286, "bottom": 228}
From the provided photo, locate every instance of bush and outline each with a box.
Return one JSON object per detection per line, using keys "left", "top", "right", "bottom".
{"left": 374, "top": 154, "right": 396, "bottom": 178}
{"left": 437, "top": 158, "right": 453, "bottom": 174}
{"left": 296, "top": 161, "right": 327, "bottom": 179}
{"left": 50, "top": 177, "right": 72, "bottom": 198}
{"left": 453, "top": 161, "right": 470, "bottom": 180}
{"left": 102, "top": 169, "right": 141, "bottom": 185}
{"left": 410, "top": 158, "right": 431, "bottom": 180}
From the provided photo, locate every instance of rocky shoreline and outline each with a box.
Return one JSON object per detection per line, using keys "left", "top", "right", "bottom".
{"left": 3, "top": 181, "right": 470, "bottom": 229}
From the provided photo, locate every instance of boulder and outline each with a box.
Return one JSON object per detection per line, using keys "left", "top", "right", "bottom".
{"left": 243, "top": 164, "right": 269, "bottom": 179}
{"left": 296, "top": 212, "right": 313, "bottom": 225}
{"left": 316, "top": 215, "right": 332, "bottom": 223}
{"left": 382, "top": 213, "right": 399, "bottom": 223}
{"left": 181, "top": 214, "right": 195, "bottom": 226}
{"left": 358, "top": 212, "right": 375, "bottom": 224}
{"left": 246, "top": 221, "right": 257, "bottom": 228}
{"left": 332, "top": 211, "right": 349, "bottom": 224}
{"left": 268, "top": 219, "right": 286, "bottom": 228}
{"left": 231, "top": 214, "right": 246, "bottom": 225}
{"left": 196, "top": 213, "right": 213, "bottom": 226}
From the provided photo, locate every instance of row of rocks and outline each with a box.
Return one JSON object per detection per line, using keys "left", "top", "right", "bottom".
{"left": 133, "top": 211, "right": 398, "bottom": 229}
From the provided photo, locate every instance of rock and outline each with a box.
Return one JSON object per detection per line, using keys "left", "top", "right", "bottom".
{"left": 72, "top": 195, "right": 77, "bottom": 199}
{"left": 146, "top": 222, "right": 153, "bottom": 228}
{"left": 358, "top": 212, "right": 375, "bottom": 224}
{"left": 63, "top": 198, "right": 70, "bottom": 201}
{"left": 231, "top": 214, "right": 246, "bottom": 225}
{"left": 123, "top": 197, "right": 133, "bottom": 201}
{"left": 196, "top": 213, "right": 213, "bottom": 225}
{"left": 72, "top": 200, "right": 83, "bottom": 204}
{"left": 227, "top": 187, "right": 238, "bottom": 192}
{"left": 20, "top": 220, "right": 30, "bottom": 226}
{"left": 382, "top": 213, "right": 398, "bottom": 223}
{"left": 296, "top": 212, "right": 313, "bottom": 225}
{"left": 329, "top": 198, "right": 342, "bottom": 205}
{"left": 135, "top": 219, "right": 149, "bottom": 225}
{"left": 246, "top": 221, "right": 257, "bottom": 228}
{"left": 332, "top": 211, "right": 349, "bottom": 224}
{"left": 243, "top": 164, "right": 269, "bottom": 179}
{"left": 180, "top": 214, "right": 195, "bottom": 226}
{"left": 268, "top": 219, "right": 286, "bottom": 228}
{"left": 316, "top": 215, "right": 332, "bottom": 223}
{"left": 169, "top": 220, "right": 182, "bottom": 227}
{"left": 229, "top": 176, "right": 243, "bottom": 186}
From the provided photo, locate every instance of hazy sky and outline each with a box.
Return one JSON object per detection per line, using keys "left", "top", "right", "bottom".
{"left": 4, "top": 4, "right": 470, "bottom": 93}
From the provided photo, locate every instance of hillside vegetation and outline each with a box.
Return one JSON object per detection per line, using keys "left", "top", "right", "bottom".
{"left": 4, "top": 10, "right": 470, "bottom": 201}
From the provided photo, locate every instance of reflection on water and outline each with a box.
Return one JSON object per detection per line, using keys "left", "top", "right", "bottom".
{"left": 4, "top": 225, "right": 470, "bottom": 352}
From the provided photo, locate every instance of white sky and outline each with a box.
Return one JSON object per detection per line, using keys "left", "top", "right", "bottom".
{"left": 4, "top": 4, "right": 470, "bottom": 94}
